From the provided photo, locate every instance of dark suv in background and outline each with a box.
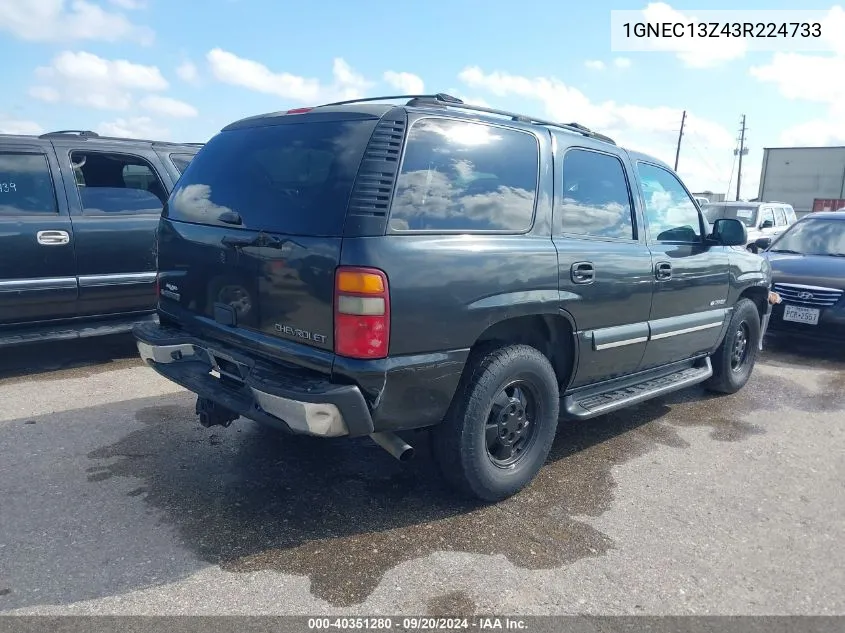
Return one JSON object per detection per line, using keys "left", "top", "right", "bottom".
{"left": 134, "top": 94, "right": 773, "bottom": 502}
{"left": 0, "top": 130, "right": 200, "bottom": 347}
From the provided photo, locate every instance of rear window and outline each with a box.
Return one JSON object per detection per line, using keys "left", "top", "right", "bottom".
{"left": 702, "top": 204, "right": 758, "bottom": 227}
{"left": 165, "top": 118, "right": 378, "bottom": 235}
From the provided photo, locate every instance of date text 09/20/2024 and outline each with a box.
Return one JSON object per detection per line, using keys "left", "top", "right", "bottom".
{"left": 307, "top": 617, "right": 528, "bottom": 630}
{"left": 622, "top": 21, "right": 822, "bottom": 38}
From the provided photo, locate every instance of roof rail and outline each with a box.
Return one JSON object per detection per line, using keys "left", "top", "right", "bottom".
{"left": 318, "top": 93, "right": 617, "bottom": 144}
{"left": 39, "top": 130, "right": 100, "bottom": 139}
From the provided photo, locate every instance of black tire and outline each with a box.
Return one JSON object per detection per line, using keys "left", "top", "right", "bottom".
{"left": 431, "top": 344, "right": 560, "bottom": 502}
{"left": 705, "top": 298, "right": 761, "bottom": 394}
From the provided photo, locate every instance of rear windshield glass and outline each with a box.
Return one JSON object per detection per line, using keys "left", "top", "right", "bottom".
{"left": 165, "top": 118, "right": 378, "bottom": 235}
{"left": 702, "top": 204, "right": 758, "bottom": 227}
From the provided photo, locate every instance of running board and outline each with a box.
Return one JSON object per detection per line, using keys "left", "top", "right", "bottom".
{"left": 562, "top": 357, "right": 712, "bottom": 420}
{"left": 0, "top": 313, "right": 156, "bottom": 348}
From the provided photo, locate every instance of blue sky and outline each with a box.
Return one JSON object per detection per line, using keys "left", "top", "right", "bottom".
{"left": 2, "top": 0, "right": 844, "bottom": 198}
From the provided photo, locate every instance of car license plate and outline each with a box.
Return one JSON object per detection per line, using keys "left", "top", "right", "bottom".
{"left": 782, "top": 304, "right": 820, "bottom": 325}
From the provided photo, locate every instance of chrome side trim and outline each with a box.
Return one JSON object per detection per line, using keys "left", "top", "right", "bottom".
{"left": 650, "top": 321, "right": 723, "bottom": 340}
{"left": 594, "top": 336, "right": 649, "bottom": 351}
{"left": 79, "top": 272, "right": 156, "bottom": 287}
{"left": 0, "top": 277, "right": 77, "bottom": 291}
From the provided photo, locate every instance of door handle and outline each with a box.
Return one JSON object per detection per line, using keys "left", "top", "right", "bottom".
{"left": 36, "top": 230, "right": 71, "bottom": 246}
{"left": 571, "top": 261, "right": 595, "bottom": 284}
{"left": 655, "top": 261, "right": 672, "bottom": 280}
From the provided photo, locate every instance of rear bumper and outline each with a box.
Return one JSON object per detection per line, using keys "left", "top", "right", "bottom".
{"left": 134, "top": 321, "right": 374, "bottom": 437}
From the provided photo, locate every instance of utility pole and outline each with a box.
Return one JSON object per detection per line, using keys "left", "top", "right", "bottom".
{"left": 674, "top": 110, "right": 686, "bottom": 171}
{"left": 734, "top": 114, "right": 748, "bottom": 200}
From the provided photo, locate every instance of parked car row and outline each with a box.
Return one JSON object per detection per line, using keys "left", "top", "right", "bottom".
{"left": 0, "top": 130, "right": 201, "bottom": 347}
{"left": 3, "top": 99, "right": 840, "bottom": 505}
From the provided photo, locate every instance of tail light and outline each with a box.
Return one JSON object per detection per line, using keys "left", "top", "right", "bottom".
{"left": 286, "top": 107, "right": 313, "bottom": 114}
{"left": 334, "top": 267, "right": 390, "bottom": 359}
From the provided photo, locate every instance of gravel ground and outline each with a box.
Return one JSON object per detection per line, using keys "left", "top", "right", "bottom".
{"left": 0, "top": 334, "right": 842, "bottom": 616}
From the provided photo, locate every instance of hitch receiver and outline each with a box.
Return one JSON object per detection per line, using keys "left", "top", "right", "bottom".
{"left": 195, "top": 397, "right": 239, "bottom": 428}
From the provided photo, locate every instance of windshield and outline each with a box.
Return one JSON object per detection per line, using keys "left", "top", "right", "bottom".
{"left": 702, "top": 204, "right": 757, "bottom": 227}
{"left": 165, "top": 117, "right": 379, "bottom": 235}
{"left": 769, "top": 217, "right": 845, "bottom": 256}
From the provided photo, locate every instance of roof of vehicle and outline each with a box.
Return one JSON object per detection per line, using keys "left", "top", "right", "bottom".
{"left": 804, "top": 210, "right": 845, "bottom": 220}
{"left": 219, "top": 93, "right": 678, "bottom": 166}
{"left": 0, "top": 129, "right": 203, "bottom": 151}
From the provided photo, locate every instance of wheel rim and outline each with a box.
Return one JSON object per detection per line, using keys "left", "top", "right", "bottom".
{"left": 485, "top": 380, "right": 539, "bottom": 468}
{"left": 730, "top": 321, "right": 750, "bottom": 372}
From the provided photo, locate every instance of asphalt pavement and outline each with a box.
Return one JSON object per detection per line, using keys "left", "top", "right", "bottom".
{"left": 0, "top": 334, "right": 842, "bottom": 615}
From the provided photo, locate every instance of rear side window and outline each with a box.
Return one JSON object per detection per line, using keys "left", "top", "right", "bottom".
{"left": 166, "top": 118, "right": 379, "bottom": 235}
{"left": 169, "top": 152, "right": 195, "bottom": 174}
{"left": 560, "top": 148, "right": 634, "bottom": 239}
{"left": 70, "top": 151, "right": 167, "bottom": 215}
{"left": 0, "top": 152, "right": 58, "bottom": 215}
{"left": 774, "top": 206, "right": 787, "bottom": 226}
{"left": 785, "top": 205, "right": 797, "bottom": 223}
{"left": 389, "top": 118, "right": 539, "bottom": 232}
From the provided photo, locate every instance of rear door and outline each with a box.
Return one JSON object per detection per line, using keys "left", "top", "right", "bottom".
{"left": 0, "top": 141, "right": 77, "bottom": 326}
{"left": 53, "top": 142, "right": 174, "bottom": 317}
{"left": 157, "top": 112, "right": 381, "bottom": 358}
{"left": 553, "top": 145, "right": 655, "bottom": 388}
{"left": 634, "top": 160, "right": 730, "bottom": 370}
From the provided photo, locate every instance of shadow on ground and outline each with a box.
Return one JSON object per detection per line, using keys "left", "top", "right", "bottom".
{"left": 0, "top": 335, "right": 141, "bottom": 384}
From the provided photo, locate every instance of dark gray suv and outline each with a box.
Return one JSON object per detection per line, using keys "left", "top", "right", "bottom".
{"left": 134, "top": 93, "right": 774, "bottom": 502}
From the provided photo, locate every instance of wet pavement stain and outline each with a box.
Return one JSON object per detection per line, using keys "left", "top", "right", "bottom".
{"left": 81, "top": 350, "right": 843, "bottom": 607}
{"left": 426, "top": 590, "right": 477, "bottom": 616}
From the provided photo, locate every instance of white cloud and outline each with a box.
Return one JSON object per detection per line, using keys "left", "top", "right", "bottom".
{"left": 0, "top": 0, "right": 154, "bottom": 44}
{"left": 139, "top": 95, "right": 198, "bottom": 118}
{"left": 108, "top": 0, "right": 146, "bottom": 8}
{"left": 176, "top": 60, "right": 200, "bottom": 85}
{"left": 30, "top": 50, "right": 168, "bottom": 111}
{"left": 639, "top": 2, "right": 746, "bottom": 68}
{"left": 206, "top": 49, "right": 373, "bottom": 103}
{"left": 0, "top": 115, "right": 43, "bottom": 135}
{"left": 750, "top": 35, "right": 845, "bottom": 146}
{"left": 614, "top": 57, "right": 632, "bottom": 69}
{"left": 585, "top": 60, "right": 605, "bottom": 71}
{"left": 383, "top": 71, "right": 425, "bottom": 94}
{"left": 97, "top": 116, "right": 168, "bottom": 139}
{"left": 457, "top": 65, "right": 741, "bottom": 194}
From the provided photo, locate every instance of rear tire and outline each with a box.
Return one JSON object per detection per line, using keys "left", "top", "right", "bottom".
{"left": 432, "top": 344, "right": 560, "bottom": 502}
{"left": 705, "top": 298, "right": 761, "bottom": 394}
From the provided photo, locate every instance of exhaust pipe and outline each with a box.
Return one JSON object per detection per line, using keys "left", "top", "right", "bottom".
{"left": 370, "top": 431, "right": 415, "bottom": 462}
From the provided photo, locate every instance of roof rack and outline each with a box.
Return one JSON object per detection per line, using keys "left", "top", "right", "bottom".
{"left": 39, "top": 130, "right": 100, "bottom": 139}
{"left": 319, "top": 93, "right": 616, "bottom": 144}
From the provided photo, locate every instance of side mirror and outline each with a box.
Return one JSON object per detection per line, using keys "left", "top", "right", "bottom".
{"left": 709, "top": 218, "right": 747, "bottom": 246}
{"left": 760, "top": 219, "right": 774, "bottom": 229}
{"left": 754, "top": 236, "right": 773, "bottom": 251}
